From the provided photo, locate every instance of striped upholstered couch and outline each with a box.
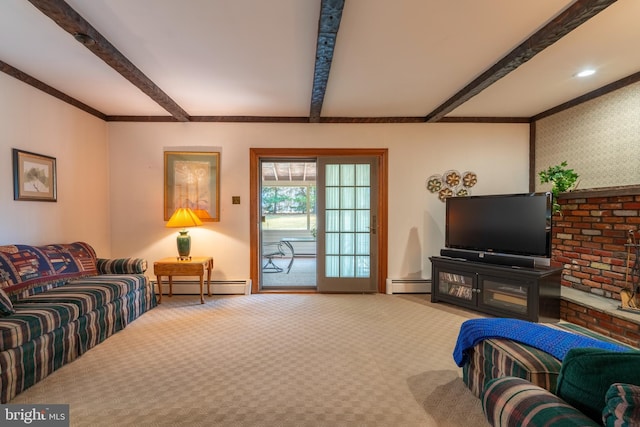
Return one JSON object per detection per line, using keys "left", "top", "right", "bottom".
{"left": 0, "top": 242, "right": 157, "bottom": 402}
{"left": 456, "top": 319, "right": 640, "bottom": 426}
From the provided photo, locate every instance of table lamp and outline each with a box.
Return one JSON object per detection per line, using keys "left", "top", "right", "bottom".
{"left": 192, "top": 208, "right": 212, "bottom": 220}
{"left": 166, "top": 207, "right": 203, "bottom": 260}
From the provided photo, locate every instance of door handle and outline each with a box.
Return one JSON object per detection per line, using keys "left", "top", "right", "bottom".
{"left": 370, "top": 215, "right": 377, "bottom": 235}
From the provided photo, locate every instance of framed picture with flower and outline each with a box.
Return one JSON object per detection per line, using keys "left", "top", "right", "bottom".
{"left": 164, "top": 151, "right": 220, "bottom": 222}
{"left": 12, "top": 149, "right": 57, "bottom": 202}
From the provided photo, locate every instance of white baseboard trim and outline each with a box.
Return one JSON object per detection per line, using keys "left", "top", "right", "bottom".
{"left": 153, "top": 280, "right": 251, "bottom": 295}
{"left": 385, "top": 278, "right": 431, "bottom": 294}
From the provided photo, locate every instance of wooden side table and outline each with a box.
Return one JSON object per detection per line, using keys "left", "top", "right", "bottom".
{"left": 154, "top": 257, "right": 214, "bottom": 304}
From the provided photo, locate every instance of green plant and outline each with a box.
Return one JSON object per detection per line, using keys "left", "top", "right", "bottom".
{"left": 539, "top": 161, "right": 579, "bottom": 214}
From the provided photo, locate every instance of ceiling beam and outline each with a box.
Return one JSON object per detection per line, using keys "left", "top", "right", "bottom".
{"left": 424, "top": 0, "right": 618, "bottom": 123}
{"left": 27, "top": 0, "right": 190, "bottom": 122}
{"left": 309, "top": 0, "right": 345, "bottom": 123}
{"left": 0, "top": 60, "right": 107, "bottom": 120}
{"left": 106, "top": 115, "right": 525, "bottom": 123}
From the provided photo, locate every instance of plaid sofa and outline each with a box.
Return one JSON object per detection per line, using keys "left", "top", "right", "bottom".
{"left": 463, "top": 337, "right": 563, "bottom": 398}
{"left": 482, "top": 376, "right": 600, "bottom": 426}
{"left": 459, "top": 322, "right": 640, "bottom": 426}
{"left": 461, "top": 322, "right": 631, "bottom": 399}
{"left": 0, "top": 242, "right": 157, "bottom": 402}
{"left": 482, "top": 356, "right": 640, "bottom": 426}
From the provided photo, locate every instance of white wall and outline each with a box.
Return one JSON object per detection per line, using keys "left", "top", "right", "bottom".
{"left": 0, "top": 74, "right": 111, "bottom": 254}
{"left": 108, "top": 122, "right": 530, "bottom": 281}
{"left": 0, "top": 72, "right": 531, "bottom": 282}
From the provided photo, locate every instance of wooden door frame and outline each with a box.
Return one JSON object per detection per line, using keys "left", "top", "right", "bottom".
{"left": 250, "top": 148, "right": 388, "bottom": 294}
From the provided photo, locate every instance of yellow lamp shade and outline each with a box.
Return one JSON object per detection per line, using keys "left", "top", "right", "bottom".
{"left": 191, "top": 209, "right": 212, "bottom": 220}
{"left": 166, "top": 208, "right": 203, "bottom": 228}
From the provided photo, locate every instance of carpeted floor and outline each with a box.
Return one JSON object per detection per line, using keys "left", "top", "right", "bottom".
{"left": 10, "top": 293, "right": 487, "bottom": 426}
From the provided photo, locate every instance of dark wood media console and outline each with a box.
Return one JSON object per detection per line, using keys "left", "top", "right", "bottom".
{"left": 430, "top": 256, "right": 562, "bottom": 322}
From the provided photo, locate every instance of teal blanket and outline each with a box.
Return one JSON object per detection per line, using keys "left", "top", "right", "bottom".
{"left": 453, "top": 318, "right": 630, "bottom": 367}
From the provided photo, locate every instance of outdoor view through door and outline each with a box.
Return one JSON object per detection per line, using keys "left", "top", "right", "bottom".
{"left": 261, "top": 161, "right": 317, "bottom": 289}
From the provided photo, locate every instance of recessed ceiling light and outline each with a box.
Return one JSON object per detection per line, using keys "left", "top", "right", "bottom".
{"left": 575, "top": 69, "right": 596, "bottom": 78}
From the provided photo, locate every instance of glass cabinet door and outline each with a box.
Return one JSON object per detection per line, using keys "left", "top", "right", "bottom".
{"left": 438, "top": 271, "right": 475, "bottom": 302}
{"left": 481, "top": 278, "right": 529, "bottom": 315}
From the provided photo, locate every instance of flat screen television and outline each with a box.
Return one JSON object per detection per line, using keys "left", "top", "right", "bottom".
{"left": 445, "top": 192, "right": 552, "bottom": 259}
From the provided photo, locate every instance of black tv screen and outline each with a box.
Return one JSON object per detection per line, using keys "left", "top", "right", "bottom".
{"left": 445, "top": 193, "right": 552, "bottom": 258}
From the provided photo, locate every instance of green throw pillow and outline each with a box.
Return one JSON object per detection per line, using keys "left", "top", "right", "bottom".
{"left": 556, "top": 348, "right": 640, "bottom": 422}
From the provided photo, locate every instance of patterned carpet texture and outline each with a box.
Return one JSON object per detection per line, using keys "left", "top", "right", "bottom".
{"left": 10, "top": 293, "right": 487, "bottom": 426}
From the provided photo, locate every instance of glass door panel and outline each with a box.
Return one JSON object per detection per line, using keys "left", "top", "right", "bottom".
{"left": 260, "top": 160, "right": 317, "bottom": 289}
{"left": 438, "top": 271, "right": 475, "bottom": 301}
{"left": 317, "top": 157, "right": 377, "bottom": 292}
{"left": 481, "top": 279, "right": 529, "bottom": 314}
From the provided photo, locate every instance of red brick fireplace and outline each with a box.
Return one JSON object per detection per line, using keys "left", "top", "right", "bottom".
{"left": 554, "top": 186, "right": 640, "bottom": 346}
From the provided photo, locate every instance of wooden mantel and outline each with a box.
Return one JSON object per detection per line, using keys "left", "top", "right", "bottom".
{"left": 557, "top": 184, "right": 640, "bottom": 200}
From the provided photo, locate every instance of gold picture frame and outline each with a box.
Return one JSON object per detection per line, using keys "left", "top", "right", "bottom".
{"left": 164, "top": 151, "right": 220, "bottom": 222}
{"left": 12, "top": 149, "right": 57, "bottom": 202}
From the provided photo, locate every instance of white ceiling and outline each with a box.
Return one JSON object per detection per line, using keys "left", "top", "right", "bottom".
{"left": 0, "top": 0, "right": 638, "bottom": 121}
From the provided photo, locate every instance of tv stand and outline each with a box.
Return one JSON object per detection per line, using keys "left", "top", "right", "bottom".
{"left": 430, "top": 256, "right": 562, "bottom": 322}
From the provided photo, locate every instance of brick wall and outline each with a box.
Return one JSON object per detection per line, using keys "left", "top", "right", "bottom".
{"left": 561, "top": 300, "right": 640, "bottom": 347}
{"left": 554, "top": 190, "right": 640, "bottom": 299}
{"left": 554, "top": 187, "right": 640, "bottom": 346}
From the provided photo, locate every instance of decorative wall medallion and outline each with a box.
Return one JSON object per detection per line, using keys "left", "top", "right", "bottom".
{"left": 426, "top": 170, "right": 477, "bottom": 202}
{"left": 426, "top": 175, "right": 443, "bottom": 193}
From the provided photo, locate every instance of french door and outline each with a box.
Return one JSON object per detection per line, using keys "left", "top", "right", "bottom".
{"left": 316, "top": 156, "right": 378, "bottom": 293}
{"left": 249, "top": 148, "right": 387, "bottom": 294}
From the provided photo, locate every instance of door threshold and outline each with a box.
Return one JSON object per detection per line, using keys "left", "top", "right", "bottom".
{"left": 259, "top": 288, "right": 317, "bottom": 294}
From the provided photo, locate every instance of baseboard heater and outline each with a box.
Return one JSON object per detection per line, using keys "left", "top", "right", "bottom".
{"left": 152, "top": 279, "right": 251, "bottom": 295}
{"left": 385, "top": 278, "right": 431, "bottom": 294}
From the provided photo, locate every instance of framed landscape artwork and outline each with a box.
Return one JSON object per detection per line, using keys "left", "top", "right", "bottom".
{"left": 164, "top": 151, "right": 220, "bottom": 222}
{"left": 12, "top": 149, "right": 57, "bottom": 202}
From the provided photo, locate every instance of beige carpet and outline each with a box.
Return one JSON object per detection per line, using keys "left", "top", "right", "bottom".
{"left": 10, "top": 293, "right": 487, "bottom": 427}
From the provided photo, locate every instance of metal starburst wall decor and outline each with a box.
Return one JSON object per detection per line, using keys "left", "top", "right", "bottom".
{"left": 425, "top": 170, "right": 477, "bottom": 202}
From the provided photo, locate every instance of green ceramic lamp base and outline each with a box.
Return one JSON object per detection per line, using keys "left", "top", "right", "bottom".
{"left": 176, "top": 230, "right": 191, "bottom": 260}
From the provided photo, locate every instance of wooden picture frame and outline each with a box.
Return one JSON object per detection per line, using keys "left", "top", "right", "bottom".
{"left": 12, "top": 149, "right": 57, "bottom": 202}
{"left": 164, "top": 151, "right": 220, "bottom": 222}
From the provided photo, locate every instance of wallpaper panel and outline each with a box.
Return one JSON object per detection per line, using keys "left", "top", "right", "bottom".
{"left": 535, "top": 81, "right": 640, "bottom": 191}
